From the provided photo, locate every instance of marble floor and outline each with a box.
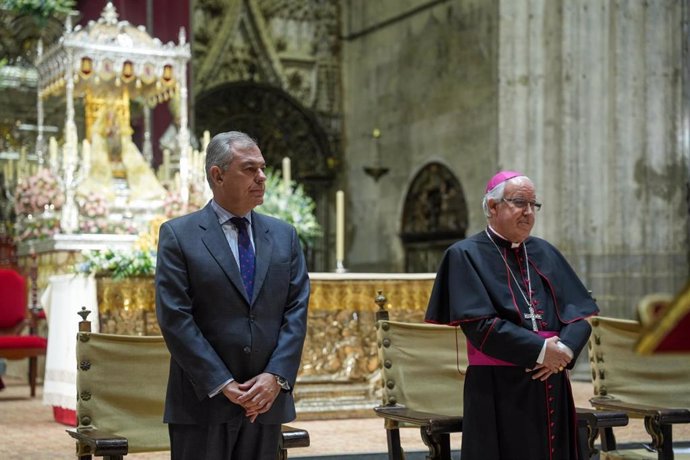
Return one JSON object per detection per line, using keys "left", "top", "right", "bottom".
{"left": 1, "top": 377, "right": 688, "bottom": 459}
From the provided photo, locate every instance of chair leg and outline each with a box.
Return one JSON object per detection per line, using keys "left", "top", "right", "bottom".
{"left": 577, "top": 422, "right": 596, "bottom": 460}
{"left": 420, "top": 429, "right": 451, "bottom": 460}
{"left": 29, "top": 356, "right": 37, "bottom": 397}
{"left": 599, "top": 426, "right": 617, "bottom": 452}
{"left": 386, "top": 427, "right": 404, "bottom": 460}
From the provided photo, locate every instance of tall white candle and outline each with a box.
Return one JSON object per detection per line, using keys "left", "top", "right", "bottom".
{"left": 336, "top": 190, "right": 345, "bottom": 262}
{"left": 82, "top": 139, "right": 91, "bottom": 173}
{"left": 162, "top": 149, "right": 171, "bottom": 181}
{"left": 282, "top": 157, "right": 291, "bottom": 193}
{"left": 49, "top": 137, "right": 58, "bottom": 170}
{"left": 7, "top": 160, "right": 13, "bottom": 184}
{"left": 203, "top": 131, "right": 211, "bottom": 152}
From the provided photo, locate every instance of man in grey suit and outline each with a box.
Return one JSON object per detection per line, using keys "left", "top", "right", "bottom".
{"left": 155, "top": 131, "right": 310, "bottom": 460}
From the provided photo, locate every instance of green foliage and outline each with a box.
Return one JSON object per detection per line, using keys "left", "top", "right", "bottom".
{"left": 258, "top": 168, "right": 321, "bottom": 247}
{"left": 75, "top": 248, "right": 156, "bottom": 280}
{"left": 1, "top": 0, "right": 75, "bottom": 18}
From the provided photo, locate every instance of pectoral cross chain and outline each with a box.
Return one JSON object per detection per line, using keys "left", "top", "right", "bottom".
{"left": 524, "top": 307, "right": 542, "bottom": 332}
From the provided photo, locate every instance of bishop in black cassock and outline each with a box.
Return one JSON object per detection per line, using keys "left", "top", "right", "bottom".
{"left": 425, "top": 171, "right": 598, "bottom": 460}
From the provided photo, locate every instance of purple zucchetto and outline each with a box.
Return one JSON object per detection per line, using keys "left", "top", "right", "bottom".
{"left": 485, "top": 170, "right": 523, "bottom": 193}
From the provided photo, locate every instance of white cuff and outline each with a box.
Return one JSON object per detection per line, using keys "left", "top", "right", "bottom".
{"left": 536, "top": 340, "right": 547, "bottom": 364}
{"left": 209, "top": 378, "right": 233, "bottom": 398}
{"left": 557, "top": 341, "right": 574, "bottom": 359}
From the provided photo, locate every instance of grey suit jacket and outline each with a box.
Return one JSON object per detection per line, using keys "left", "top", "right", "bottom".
{"left": 155, "top": 202, "right": 310, "bottom": 425}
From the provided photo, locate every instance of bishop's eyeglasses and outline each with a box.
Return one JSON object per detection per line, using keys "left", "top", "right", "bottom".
{"left": 502, "top": 197, "right": 542, "bottom": 212}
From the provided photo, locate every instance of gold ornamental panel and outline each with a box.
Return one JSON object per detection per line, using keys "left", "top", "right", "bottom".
{"left": 300, "top": 276, "right": 434, "bottom": 382}
{"left": 96, "top": 275, "right": 159, "bottom": 336}
{"left": 92, "top": 273, "right": 435, "bottom": 381}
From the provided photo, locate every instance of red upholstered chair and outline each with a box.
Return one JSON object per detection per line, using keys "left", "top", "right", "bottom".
{"left": 0, "top": 268, "right": 47, "bottom": 397}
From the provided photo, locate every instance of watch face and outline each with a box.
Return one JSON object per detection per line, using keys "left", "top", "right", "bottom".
{"left": 276, "top": 376, "right": 289, "bottom": 390}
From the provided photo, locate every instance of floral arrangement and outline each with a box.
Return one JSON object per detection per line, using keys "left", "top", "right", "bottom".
{"left": 14, "top": 168, "right": 64, "bottom": 216}
{"left": 15, "top": 213, "right": 60, "bottom": 241}
{"left": 163, "top": 191, "right": 185, "bottom": 218}
{"left": 74, "top": 248, "right": 156, "bottom": 280}
{"left": 259, "top": 168, "right": 321, "bottom": 246}
{"left": 2, "top": 0, "right": 76, "bottom": 20}
{"left": 13, "top": 168, "right": 64, "bottom": 241}
{"left": 76, "top": 192, "right": 139, "bottom": 235}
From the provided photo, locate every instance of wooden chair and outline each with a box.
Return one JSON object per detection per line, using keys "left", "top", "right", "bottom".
{"left": 67, "top": 308, "right": 310, "bottom": 459}
{"left": 0, "top": 266, "right": 47, "bottom": 397}
{"left": 372, "top": 291, "right": 628, "bottom": 460}
{"left": 588, "top": 316, "right": 690, "bottom": 459}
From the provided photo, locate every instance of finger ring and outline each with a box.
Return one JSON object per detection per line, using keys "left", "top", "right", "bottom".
{"left": 559, "top": 366, "right": 564, "bottom": 372}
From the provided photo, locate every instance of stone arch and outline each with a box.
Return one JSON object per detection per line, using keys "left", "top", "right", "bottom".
{"left": 401, "top": 162, "right": 468, "bottom": 272}
{"left": 195, "top": 82, "right": 336, "bottom": 270}
{"left": 195, "top": 82, "right": 335, "bottom": 182}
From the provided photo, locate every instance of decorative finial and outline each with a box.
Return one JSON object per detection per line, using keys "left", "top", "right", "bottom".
{"left": 77, "top": 306, "right": 91, "bottom": 322}
{"left": 101, "top": 2, "right": 119, "bottom": 25}
{"left": 375, "top": 290, "right": 387, "bottom": 311}
{"left": 178, "top": 27, "right": 187, "bottom": 46}
{"left": 374, "top": 290, "right": 389, "bottom": 321}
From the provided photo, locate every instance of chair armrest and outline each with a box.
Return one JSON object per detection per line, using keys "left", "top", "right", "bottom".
{"left": 590, "top": 397, "right": 690, "bottom": 424}
{"left": 67, "top": 427, "right": 128, "bottom": 457}
{"left": 590, "top": 397, "right": 690, "bottom": 457}
{"left": 374, "top": 405, "right": 463, "bottom": 435}
{"left": 576, "top": 407, "right": 629, "bottom": 458}
{"left": 576, "top": 407, "right": 629, "bottom": 429}
{"left": 280, "top": 425, "right": 310, "bottom": 449}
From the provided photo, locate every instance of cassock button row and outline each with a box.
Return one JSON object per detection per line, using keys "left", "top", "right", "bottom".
{"left": 243, "top": 346, "right": 251, "bottom": 354}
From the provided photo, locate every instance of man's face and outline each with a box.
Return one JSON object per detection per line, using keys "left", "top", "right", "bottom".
{"left": 212, "top": 145, "right": 266, "bottom": 215}
{"left": 488, "top": 180, "right": 537, "bottom": 243}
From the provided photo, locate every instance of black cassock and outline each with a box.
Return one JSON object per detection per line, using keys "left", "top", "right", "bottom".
{"left": 425, "top": 228, "right": 599, "bottom": 460}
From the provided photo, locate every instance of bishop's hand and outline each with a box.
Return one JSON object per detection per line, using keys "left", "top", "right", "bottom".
{"left": 527, "top": 337, "right": 571, "bottom": 381}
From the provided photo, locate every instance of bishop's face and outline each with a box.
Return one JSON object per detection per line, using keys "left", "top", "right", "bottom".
{"left": 488, "top": 180, "right": 537, "bottom": 244}
{"left": 211, "top": 145, "right": 266, "bottom": 216}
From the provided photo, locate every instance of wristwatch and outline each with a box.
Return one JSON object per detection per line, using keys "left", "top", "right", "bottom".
{"left": 275, "top": 375, "right": 291, "bottom": 392}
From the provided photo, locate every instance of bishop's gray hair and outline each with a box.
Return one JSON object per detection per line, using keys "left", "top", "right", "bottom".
{"left": 205, "top": 131, "right": 258, "bottom": 188}
{"left": 481, "top": 175, "right": 532, "bottom": 217}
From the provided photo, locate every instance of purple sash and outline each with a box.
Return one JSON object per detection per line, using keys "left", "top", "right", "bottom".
{"left": 467, "top": 331, "right": 559, "bottom": 366}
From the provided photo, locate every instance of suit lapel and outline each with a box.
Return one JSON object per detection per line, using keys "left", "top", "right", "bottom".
{"left": 251, "top": 212, "right": 273, "bottom": 306}
{"left": 199, "top": 204, "right": 249, "bottom": 302}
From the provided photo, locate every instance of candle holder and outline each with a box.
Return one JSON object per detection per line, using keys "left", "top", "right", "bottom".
{"left": 335, "top": 259, "right": 348, "bottom": 274}
{"left": 363, "top": 127, "right": 389, "bottom": 182}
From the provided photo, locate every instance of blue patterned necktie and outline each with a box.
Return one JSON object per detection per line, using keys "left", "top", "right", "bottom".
{"left": 230, "top": 217, "right": 255, "bottom": 299}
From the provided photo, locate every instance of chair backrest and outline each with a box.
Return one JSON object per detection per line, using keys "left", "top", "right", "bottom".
{"left": 376, "top": 319, "right": 467, "bottom": 416}
{"left": 588, "top": 316, "right": 690, "bottom": 409}
{"left": 0, "top": 268, "right": 27, "bottom": 330}
{"left": 76, "top": 330, "right": 170, "bottom": 453}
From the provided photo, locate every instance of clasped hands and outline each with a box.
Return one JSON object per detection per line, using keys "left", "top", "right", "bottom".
{"left": 221, "top": 372, "right": 281, "bottom": 422}
{"left": 526, "top": 337, "right": 572, "bottom": 381}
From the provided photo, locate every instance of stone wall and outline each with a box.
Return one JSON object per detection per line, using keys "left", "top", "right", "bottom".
{"left": 342, "top": 0, "right": 688, "bottom": 316}
{"left": 498, "top": 0, "right": 688, "bottom": 316}
{"left": 341, "top": 0, "right": 499, "bottom": 272}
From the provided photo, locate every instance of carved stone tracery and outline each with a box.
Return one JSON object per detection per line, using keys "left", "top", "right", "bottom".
{"left": 402, "top": 162, "right": 468, "bottom": 272}
{"left": 192, "top": 0, "right": 341, "bottom": 131}
{"left": 192, "top": 2, "right": 342, "bottom": 271}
